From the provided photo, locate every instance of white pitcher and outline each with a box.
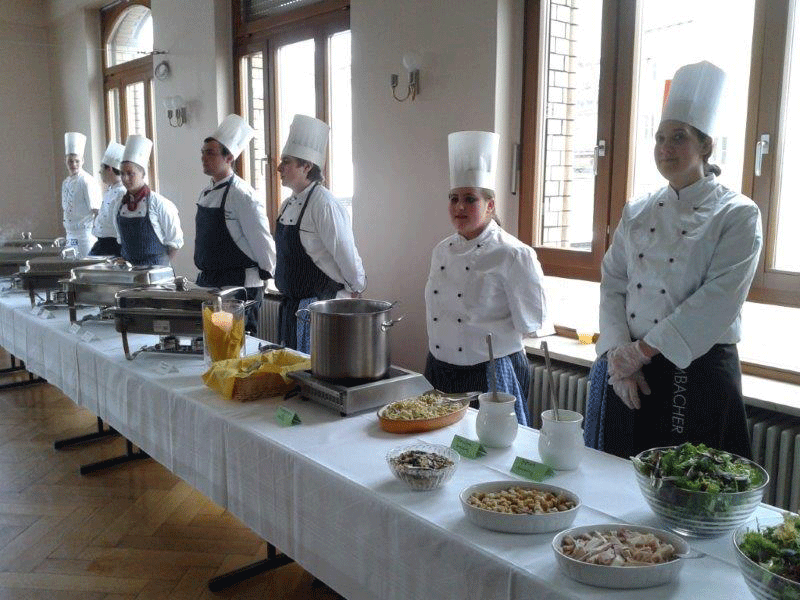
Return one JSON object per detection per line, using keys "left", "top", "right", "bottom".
{"left": 538, "top": 409, "right": 584, "bottom": 470}
{"left": 475, "top": 392, "right": 518, "bottom": 448}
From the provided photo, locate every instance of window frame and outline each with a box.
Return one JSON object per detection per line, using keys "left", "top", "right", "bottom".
{"left": 233, "top": 1, "right": 350, "bottom": 222}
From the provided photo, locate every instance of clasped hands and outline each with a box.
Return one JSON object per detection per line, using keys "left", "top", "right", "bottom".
{"left": 607, "top": 340, "right": 652, "bottom": 410}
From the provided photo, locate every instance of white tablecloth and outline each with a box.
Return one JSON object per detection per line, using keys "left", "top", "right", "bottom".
{"left": 0, "top": 292, "right": 776, "bottom": 599}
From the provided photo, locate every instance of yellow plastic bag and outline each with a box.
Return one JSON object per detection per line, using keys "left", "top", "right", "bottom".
{"left": 202, "top": 349, "right": 310, "bottom": 401}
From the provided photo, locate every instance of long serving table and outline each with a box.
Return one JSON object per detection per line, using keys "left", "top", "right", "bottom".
{"left": 0, "top": 291, "right": 777, "bottom": 600}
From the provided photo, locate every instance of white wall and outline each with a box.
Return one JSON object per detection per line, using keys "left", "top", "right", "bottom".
{"left": 351, "top": 0, "right": 523, "bottom": 371}
{"left": 0, "top": 0, "right": 58, "bottom": 237}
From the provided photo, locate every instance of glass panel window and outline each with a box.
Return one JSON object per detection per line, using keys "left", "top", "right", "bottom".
{"left": 275, "top": 38, "right": 315, "bottom": 195}
{"left": 538, "top": 0, "right": 602, "bottom": 251}
{"left": 106, "top": 5, "right": 153, "bottom": 67}
{"left": 773, "top": 1, "right": 800, "bottom": 272}
{"left": 107, "top": 88, "right": 121, "bottom": 143}
{"left": 630, "top": 0, "right": 755, "bottom": 199}
{"left": 328, "top": 30, "right": 353, "bottom": 208}
{"left": 125, "top": 82, "right": 147, "bottom": 136}
{"left": 240, "top": 52, "right": 268, "bottom": 202}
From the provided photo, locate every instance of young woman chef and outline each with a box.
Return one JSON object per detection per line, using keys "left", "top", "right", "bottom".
{"left": 61, "top": 132, "right": 102, "bottom": 257}
{"left": 195, "top": 114, "right": 276, "bottom": 334}
{"left": 89, "top": 141, "right": 125, "bottom": 257}
{"left": 424, "top": 131, "right": 548, "bottom": 425}
{"left": 274, "top": 114, "right": 366, "bottom": 353}
{"left": 597, "top": 61, "right": 763, "bottom": 459}
{"left": 115, "top": 134, "right": 183, "bottom": 267}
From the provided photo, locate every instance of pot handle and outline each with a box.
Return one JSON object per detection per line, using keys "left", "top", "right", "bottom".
{"left": 296, "top": 307, "right": 311, "bottom": 321}
{"left": 381, "top": 314, "right": 405, "bottom": 331}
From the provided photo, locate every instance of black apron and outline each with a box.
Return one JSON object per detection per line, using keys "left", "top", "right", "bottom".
{"left": 274, "top": 183, "right": 343, "bottom": 350}
{"left": 603, "top": 343, "right": 751, "bottom": 459}
{"left": 89, "top": 237, "right": 121, "bottom": 257}
{"left": 194, "top": 177, "right": 263, "bottom": 334}
{"left": 116, "top": 196, "right": 170, "bottom": 267}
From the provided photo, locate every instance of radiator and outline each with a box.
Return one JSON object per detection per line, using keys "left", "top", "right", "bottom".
{"left": 527, "top": 357, "right": 590, "bottom": 430}
{"left": 747, "top": 408, "right": 800, "bottom": 511}
{"left": 257, "top": 293, "right": 282, "bottom": 344}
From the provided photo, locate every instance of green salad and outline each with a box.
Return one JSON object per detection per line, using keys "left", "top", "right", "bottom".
{"left": 632, "top": 442, "right": 763, "bottom": 493}
{"left": 739, "top": 513, "right": 800, "bottom": 587}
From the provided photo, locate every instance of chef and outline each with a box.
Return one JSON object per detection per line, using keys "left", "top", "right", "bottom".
{"left": 275, "top": 114, "right": 366, "bottom": 352}
{"left": 195, "top": 114, "right": 276, "bottom": 334}
{"left": 424, "top": 131, "right": 548, "bottom": 425}
{"left": 89, "top": 141, "right": 125, "bottom": 257}
{"left": 61, "top": 132, "right": 102, "bottom": 257}
{"left": 597, "top": 61, "right": 762, "bottom": 459}
{"left": 115, "top": 134, "right": 183, "bottom": 266}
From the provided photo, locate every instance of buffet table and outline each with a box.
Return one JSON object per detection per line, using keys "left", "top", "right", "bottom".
{"left": 0, "top": 291, "right": 777, "bottom": 600}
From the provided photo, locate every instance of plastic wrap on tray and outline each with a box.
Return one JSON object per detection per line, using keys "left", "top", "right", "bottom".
{"left": 202, "top": 349, "right": 310, "bottom": 401}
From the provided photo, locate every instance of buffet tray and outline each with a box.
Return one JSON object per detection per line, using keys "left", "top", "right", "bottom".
{"left": 18, "top": 255, "right": 110, "bottom": 307}
{"left": 0, "top": 246, "right": 66, "bottom": 276}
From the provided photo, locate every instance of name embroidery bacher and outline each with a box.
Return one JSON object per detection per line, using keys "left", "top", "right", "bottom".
{"left": 672, "top": 369, "right": 687, "bottom": 434}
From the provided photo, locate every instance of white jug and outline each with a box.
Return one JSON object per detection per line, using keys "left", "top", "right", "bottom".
{"left": 475, "top": 392, "right": 518, "bottom": 448}
{"left": 538, "top": 409, "right": 584, "bottom": 470}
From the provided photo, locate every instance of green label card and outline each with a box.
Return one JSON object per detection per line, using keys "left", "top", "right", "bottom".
{"left": 276, "top": 406, "right": 301, "bottom": 426}
{"left": 451, "top": 434, "right": 486, "bottom": 459}
{"left": 511, "top": 456, "right": 555, "bottom": 481}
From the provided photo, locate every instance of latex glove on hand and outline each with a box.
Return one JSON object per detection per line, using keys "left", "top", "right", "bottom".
{"left": 609, "top": 370, "right": 651, "bottom": 410}
{"left": 608, "top": 340, "right": 652, "bottom": 380}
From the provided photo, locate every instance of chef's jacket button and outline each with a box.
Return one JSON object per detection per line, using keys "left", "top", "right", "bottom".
{"left": 457, "top": 292, "right": 462, "bottom": 297}
{"left": 658, "top": 202, "right": 664, "bottom": 207}
{"left": 458, "top": 347, "right": 462, "bottom": 352}
{"left": 669, "top": 258, "right": 674, "bottom": 263}
{"left": 681, "top": 230, "right": 687, "bottom": 235}
{"left": 636, "top": 283, "right": 642, "bottom": 289}
{"left": 477, "top": 244, "right": 482, "bottom": 248}
{"left": 435, "top": 345, "right": 440, "bottom": 349}
{"left": 449, "top": 242, "right": 453, "bottom": 246}
{"left": 465, "top": 266, "right": 470, "bottom": 270}
{"left": 650, "top": 227, "right": 655, "bottom": 233}
{"left": 440, "top": 265, "right": 445, "bottom": 270}
{"left": 433, "top": 317, "right": 438, "bottom": 322}
{"left": 433, "top": 290, "right": 438, "bottom": 294}
{"left": 660, "top": 289, "right": 666, "bottom": 294}
{"left": 457, "top": 318, "right": 462, "bottom": 323}
{"left": 654, "top": 319, "right": 658, "bottom": 323}
{"left": 693, "top": 206, "right": 698, "bottom": 211}
{"left": 630, "top": 313, "right": 635, "bottom": 318}
{"left": 638, "top": 253, "right": 644, "bottom": 259}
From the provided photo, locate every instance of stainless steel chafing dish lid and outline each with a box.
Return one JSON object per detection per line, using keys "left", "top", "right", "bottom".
{"left": 114, "top": 281, "right": 242, "bottom": 311}
{"left": 19, "top": 255, "right": 110, "bottom": 276}
{"left": 0, "top": 246, "right": 65, "bottom": 263}
{"left": 1, "top": 234, "right": 65, "bottom": 248}
{"left": 68, "top": 259, "right": 175, "bottom": 285}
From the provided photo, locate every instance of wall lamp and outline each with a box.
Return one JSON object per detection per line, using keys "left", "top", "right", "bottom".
{"left": 164, "top": 95, "right": 187, "bottom": 127}
{"left": 391, "top": 51, "right": 421, "bottom": 102}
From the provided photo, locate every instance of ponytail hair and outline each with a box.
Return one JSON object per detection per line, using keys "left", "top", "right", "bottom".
{"left": 690, "top": 126, "right": 722, "bottom": 177}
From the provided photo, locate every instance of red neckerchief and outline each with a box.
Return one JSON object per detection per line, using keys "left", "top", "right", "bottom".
{"left": 124, "top": 185, "right": 150, "bottom": 212}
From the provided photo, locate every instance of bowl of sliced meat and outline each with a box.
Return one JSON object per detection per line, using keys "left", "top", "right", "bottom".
{"left": 552, "top": 523, "right": 689, "bottom": 589}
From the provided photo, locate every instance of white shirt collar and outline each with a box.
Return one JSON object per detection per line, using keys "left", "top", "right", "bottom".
{"left": 665, "top": 174, "right": 716, "bottom": 204}
{"left": 453, "top": 219, "right": 498, "bottom": 247}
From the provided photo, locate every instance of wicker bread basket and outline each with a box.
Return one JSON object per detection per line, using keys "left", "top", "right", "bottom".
{"left": 202, "top": 349, "right": 310, "bottom": 401}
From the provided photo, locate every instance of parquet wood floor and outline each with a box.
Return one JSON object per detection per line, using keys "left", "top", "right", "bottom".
{"left": 0, "top": 353, "right": 345, "bottom": 600}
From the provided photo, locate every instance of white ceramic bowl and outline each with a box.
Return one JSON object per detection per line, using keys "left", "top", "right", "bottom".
{"left": 552, "top": 523, "right": 689, "bottom": 589}
{"left": 459, "top": 480, "right": 580, "bottom": 534}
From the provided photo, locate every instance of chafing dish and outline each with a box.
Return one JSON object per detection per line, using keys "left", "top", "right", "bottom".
{"left": 18, "top": 250, "right": 111, "bottom": 307}
{"left": 61, "top": 259, "right": 175, "bottom": 322}
{"left": 1, "top": 233, "right": 65, "bottom": 248}
{"left": 113, "top": 280, "right": 245, "bottom": 359}
{"left": 0, "top": 245, "right": 66, "bottom": 277}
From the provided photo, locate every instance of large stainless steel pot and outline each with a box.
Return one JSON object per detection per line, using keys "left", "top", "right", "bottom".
{"left": 297, "top": 298, "right": 404, "bottom": 381}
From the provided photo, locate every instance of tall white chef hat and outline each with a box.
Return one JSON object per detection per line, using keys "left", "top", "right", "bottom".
{"left": 281, "top": 114, "right": 329, "bottom": 169}
{"left": 209, "top": 114, "right": 255, "bottom": 160}
{"left": 121, "top": 134, "right": 153, "bottom": 171}
{"left": 101, "top": 141, "right": 125, "bottom": 170}
{"left": 660, "top": 61, "right": 726, "bottom": 137}
{"left": 64, "top": 132, "right": 86, "bottom": 158}
{"left": 448, "top": 131, "right": 500, "bottom": 192}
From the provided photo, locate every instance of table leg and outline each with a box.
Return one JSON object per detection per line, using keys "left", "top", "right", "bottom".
{"left": 54, "top": 417, "right": 119, "bottom": 449}
{"left": 0, "top": 356, "right": 46, "bottom": 390}
{"left": 79, "top": 439, "right": 149, "bottom": 475}
{"left": 207, "top": 543, "right": 293, "bottom": 592}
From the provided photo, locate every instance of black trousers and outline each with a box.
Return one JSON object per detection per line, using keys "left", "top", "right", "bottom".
{"left": 603, "top": 344, "right": 751, "bottom": 459}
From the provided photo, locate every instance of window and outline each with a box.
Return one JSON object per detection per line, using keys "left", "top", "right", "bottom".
{"left": 101, "top": 1, "right": 156, "bottom": 186}
{"left": 520, "top": 0, "right": 800, "bottom": 307}
{"left": 234, "top": 0, "right": 351, "bottom": 221}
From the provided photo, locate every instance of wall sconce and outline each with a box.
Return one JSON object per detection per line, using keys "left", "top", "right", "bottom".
{"left": 164, "top": 95, "right": 187, "bottom": 127}
{"left": 391, "top": 51, "right": 421, "bottom": 102}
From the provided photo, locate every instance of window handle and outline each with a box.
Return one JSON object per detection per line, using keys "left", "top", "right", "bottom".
{"left": 754, "top": 134, "right": 770, "bottom": 177}
{"left": 258, "top": 156, "right": 270, "bottom": 175}
{"left": 593, "top": 140, "right": 606, "bottom": 176}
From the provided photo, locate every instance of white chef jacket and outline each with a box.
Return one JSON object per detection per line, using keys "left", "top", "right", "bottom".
{"left": 114, "top": 189, "right": 184, "bottom": 249}
{"left": 277, "top": 182, "right": 366, "bottom": 294}
{"left": 61, "top": 169, "right": 101, "bottom": 233}
{"left": 197, "top": 174, "right": 276, "bottom": 288}
{"left": 597, "top": 175, "right": 762, "bottom": 369}
{"left": 425, "top": 220, "right": 548, "bottom": 365}
{"left": 92, "top": 181, "right": 124, "bottom": 238}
